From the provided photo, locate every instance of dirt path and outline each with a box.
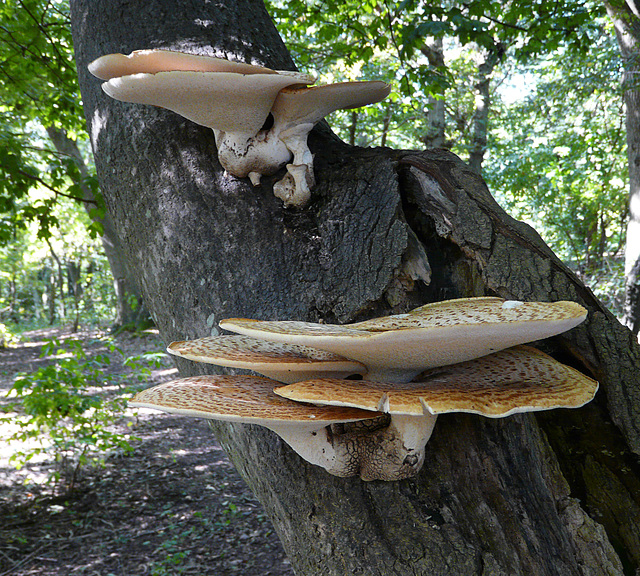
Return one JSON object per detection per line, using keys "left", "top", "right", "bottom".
{"left": 0, "top": 328, "right": 292, "bottom": 576}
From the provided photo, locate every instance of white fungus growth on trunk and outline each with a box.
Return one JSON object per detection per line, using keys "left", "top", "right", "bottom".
{"left": 89, "top": 49, "right": 391, "bottom": 207}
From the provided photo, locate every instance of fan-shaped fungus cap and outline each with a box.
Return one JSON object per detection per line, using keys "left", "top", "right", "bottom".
{"left": 88, "top": 49, "right": 314, "bottom": 139}
{"left": 275, "top": 345, "right": 598, "bottom": 480}
{"left": 167, "top": 334, "right": 366, "bottom": 383}
{"left": 276, "top": 345, "right": 598, "bottom": 417}
{"left": 220, "top": 297, "right": 588, "bottom": 383}
{"left": 271, "top": 81, "right": 392, "bottom": 136}
{"left": 89, "top": 50, "right": 390, "bottom": 207}
{"left": 131, "top": 375, "right": 383, "bottom": 477}
{"left": 88, "top": 49, "right": 284, "bottom": 80}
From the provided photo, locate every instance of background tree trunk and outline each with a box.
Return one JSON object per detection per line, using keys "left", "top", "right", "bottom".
{"left": 468, "top": 44, "right": 504, "bottom": 174}
{"left": 420, "top": 37, "right": 447, "bottom": 149}
{"left": 45, "top": 127, "right": 149, "bottom": 329}
{"left": 71, "top": 1, "right": 640, "bottom": 574}
{"left": 606, "top": 1, "right": 640, "bottom": 336}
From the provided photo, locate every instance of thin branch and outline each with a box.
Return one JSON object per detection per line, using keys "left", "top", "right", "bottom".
{"left": 15, "top": 169, "right": 97, "bottom": 205}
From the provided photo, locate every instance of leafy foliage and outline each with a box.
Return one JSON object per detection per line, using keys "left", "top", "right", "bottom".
{"left": 485, "top": 35, "right": 626, "bottom": 278}
{"left": 266, "top": 0, "right": 607, "bottom": 151}
{"left": 1, "top": 0, "right": 120, "bottom": 328}
{"left": 0, "top": 0, "right": 83, "bottom": 130}
{"left": 0, "top": 195, "right": 116, "bottom": 328}
{"left": 2, "top": 337, "right": 166, "bottom": 493}
{"left": 0, "top": 0, "right": 101, "bottom": 241}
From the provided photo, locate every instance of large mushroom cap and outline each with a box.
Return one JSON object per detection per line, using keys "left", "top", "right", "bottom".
{"left": 220, "top": 298, "right": 588, "bottom": 382}
{"left": 131, "top": 375, "right": 381, "bottom": 428}
{"left": 99, "top": 70, "right": 311, "bottom": 136}
{"left": 348, "top": 297, "right": 586, "bottom": 331}
{"left": 167, "top": 335, "right": 366, "bottom": 383}
{"left": 275, "top": 345, "right": 598, "bottom": 417}
{"left": 271, "top": 81, "right": 392, "bottom": 132}
{"left": 88, "top": 49, "right": 284, "bottom": 80}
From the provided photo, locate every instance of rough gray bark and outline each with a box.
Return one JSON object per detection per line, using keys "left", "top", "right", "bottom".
{"left": 45, "top": 127, "right": 148, "bottom": 328}
{"left": 71, "top": 1, "right": 640, "bottom": 574}
{"left": 606, "top": 1, "right": 640, "bottom": 335}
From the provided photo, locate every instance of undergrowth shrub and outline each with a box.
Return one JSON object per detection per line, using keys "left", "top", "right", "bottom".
{"left": 1, "top": 336, "right": 166, "bottom": 494}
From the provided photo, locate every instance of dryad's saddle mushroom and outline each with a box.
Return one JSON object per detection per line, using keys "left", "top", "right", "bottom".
{"left": 133, "top": 297, "right": 598, "bottom": 481}
{"left": 89, "top": 49, "right": 391, "bottom": 207}
{"left": 167, "top": 335, "right": 365, "bottom": 384}
{"left": 131, "top": 375, "right": 386, "bottom": 478}
{"left": 220, "top": 297, "right": 588, "bottom": 382}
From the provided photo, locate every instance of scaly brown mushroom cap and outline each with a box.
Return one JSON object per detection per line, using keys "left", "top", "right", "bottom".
{"left": 349, "top": 297, "right": 586, "bottom": 331}
{"left": 275, "top": 345, "right": 598, "bottom": 417}
{"left": 131, "top": 374, "right": 379, "bottom": 427}
{"left": 131, "top": 375, "right": 389, "bottom": 479}
{"left": 167, "top": 335, "right": 366, "bottom": 383}
{"left": 220, "top": 298, "right": 588, "bottom": 382}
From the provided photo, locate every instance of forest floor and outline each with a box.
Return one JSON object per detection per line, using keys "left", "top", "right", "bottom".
{"left": 0, "top": 327, "right": 293, "bottom": 576}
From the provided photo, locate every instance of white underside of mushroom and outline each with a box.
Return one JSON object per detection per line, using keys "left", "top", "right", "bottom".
{"left": 272, "top": 163, "right": 315, "bottom": 207}
{"left": 271, "top": 123, "right": 316, "bottom": 206}
{"left": 267, "top": 423, "right": 355, "bottom": 477}
{"left": 388, "top": 413, "right": 438, "bottom": 454}
{"left": 88, "top": 51, "right": 391, "bottom": 207}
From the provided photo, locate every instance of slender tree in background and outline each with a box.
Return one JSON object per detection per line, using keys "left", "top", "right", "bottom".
{"left": 44, "top": 127, "right": 148, "bottom": 328}
{"left": 70, "top": 0, "right": 640, "bottom": 574}
{"left": 606, "top": 0, "right": 640, "bottom": 335}
{"left": 419, "top": 37, "right": 448, "bottom": 149}
{"left": 0, "top": 0, "right": 147, "bottom": 328}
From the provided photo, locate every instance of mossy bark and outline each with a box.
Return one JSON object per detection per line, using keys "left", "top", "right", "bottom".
{"left": 70, "top": 1, "right": 640, "bottom": 573}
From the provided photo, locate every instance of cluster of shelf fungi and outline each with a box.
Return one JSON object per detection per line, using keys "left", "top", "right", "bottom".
{"left": 88, "top": 48, "right": 390, "bottom": 207}
{"left": 87, "top": 49, "right": 598, "bottom": 481}
{"left": 132, "top": 297, "right": 598, "bottom": 481}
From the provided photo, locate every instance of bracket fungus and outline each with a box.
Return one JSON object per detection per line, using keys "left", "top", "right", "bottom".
{"left": 133, "top": 297, "right": 598, "bottom": 481}
{"left": 167, "top": 334, "right": 365, "bottom": 384}
{"left": 130, "top": 375, "right": 385, "bottom": 478}
{"left": 89, "top": 49, "right": 391, "bottom": 206}
{"left": 220, "top": 297, "right": 588, "bottom": 383}
{"left": 274, "top": 345, "right": 598, "bottom": 479}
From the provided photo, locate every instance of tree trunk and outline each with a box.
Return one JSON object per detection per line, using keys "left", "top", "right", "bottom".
{"left": 70, "top": 1, "right": 640, "bottom": 574}
{"left": 45, "top": 127, "right": 149, "bottom": 329}
{"left": 468, "top": 44, "right": 503, "bottom": 174}
{"left": 606, "top": 1, "right": 640, "bottom": 335}
{"left": 420, "top": 38, "right": 447, "bottom": 149}
{"left": 625, "top": 255, "right": 640, "bottom": 334}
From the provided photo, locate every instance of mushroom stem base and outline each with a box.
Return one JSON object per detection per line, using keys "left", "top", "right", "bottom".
{"left": 269, "top": 413, "right": 438, "bottom": 481}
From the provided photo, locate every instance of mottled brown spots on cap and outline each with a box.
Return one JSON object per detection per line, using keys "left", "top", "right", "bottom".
{"left": 167, "top": 335, "right": 361, "bottom": 365}
{"left": 131, "top": 375, "right": 381, "bottom": 425}
{"left": 349, "top": 298, "right": 587, "bottom": 331}
{"left": 275, "top": 346, "right": 598, "bottom": 417}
